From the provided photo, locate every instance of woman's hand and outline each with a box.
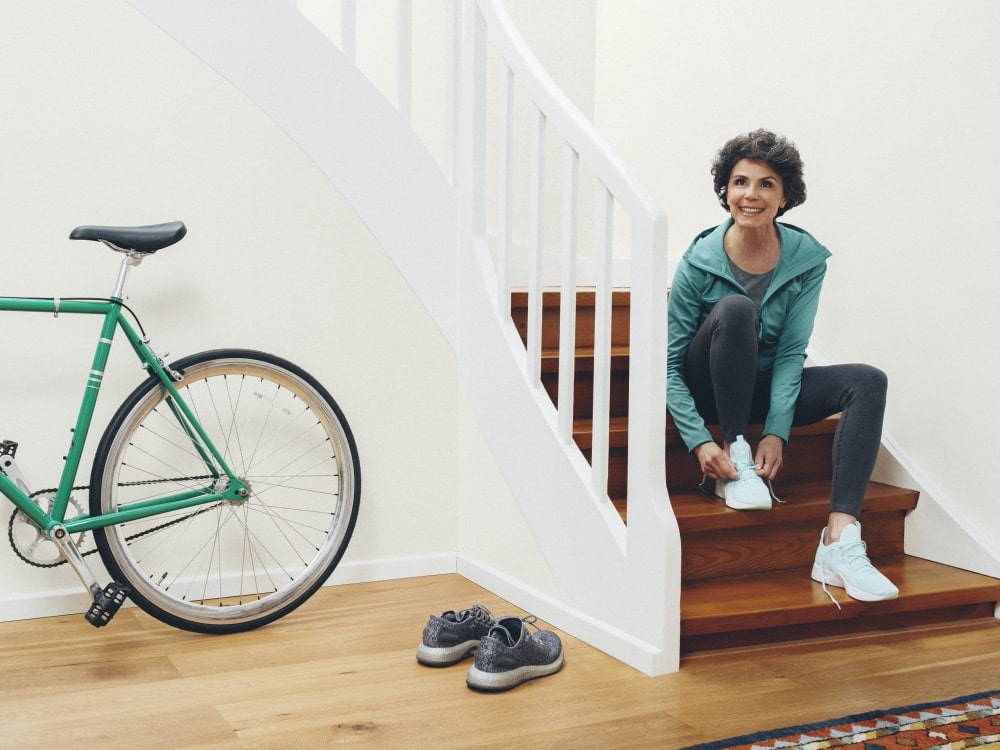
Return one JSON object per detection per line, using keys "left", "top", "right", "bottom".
{"left": 755, "top": 434, "right": 784, "bottom": 480}
{"left": 694, "top": 441, "right": 738, "bottom": 480}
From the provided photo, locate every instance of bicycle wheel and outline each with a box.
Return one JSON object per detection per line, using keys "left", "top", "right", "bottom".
{"left": 90, "top": 349, "right": 360, "bottom": 633}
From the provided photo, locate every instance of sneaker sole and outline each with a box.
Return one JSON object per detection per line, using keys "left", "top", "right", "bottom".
{"left": 724, "top": 497, "right": 772, "bottom": 511}
{"left": 716, "top": 479, "right": 771, "bottom": 511}
{"left": 810, "top": 564, "right": 899, "bottom": 602}
{"left": 416, "top": 640, "right": 480, "bottom": 667}
{"left": 466, "top": 651, "right": 564, "bottom": 692}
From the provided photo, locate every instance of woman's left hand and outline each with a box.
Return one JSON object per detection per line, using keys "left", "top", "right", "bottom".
{"left": 755, "top": 434, "right": 784, "bottom": 480}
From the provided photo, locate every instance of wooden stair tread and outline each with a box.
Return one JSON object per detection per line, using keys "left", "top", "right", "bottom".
{"left": 573, "top": 414, "right": 841, "bottom": 449}
{"left": 681, "top": 555, "right": 1000, "bottom": 636}
{"left": 538, "top": 346, "right": 630, "bottom": 373}
{"left": 669, "top": 481, "right": 918, "bottom": 533}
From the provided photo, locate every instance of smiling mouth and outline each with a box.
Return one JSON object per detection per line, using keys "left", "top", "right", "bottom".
{"left": 739, "top": 207, "right": 765, "bottom": 216}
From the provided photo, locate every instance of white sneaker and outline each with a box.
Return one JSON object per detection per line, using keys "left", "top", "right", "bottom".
{"left": 811, "top": 522, "right": 899, "bottom": 605}
{"left": 714, "top": 435, "right": 771, "bottom": 510}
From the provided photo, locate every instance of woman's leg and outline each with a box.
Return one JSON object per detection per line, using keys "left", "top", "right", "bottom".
{"left": 685, "top": 296, "right": 772, "bottom": 509}
{"left": 793, "top": 364, "right": 888, "bottom": 519}
{"left": 684, "top": 295, "right": 759, "bottom": 443}
{"left": 796, "top": 364, "right": 897, "bottom": 603}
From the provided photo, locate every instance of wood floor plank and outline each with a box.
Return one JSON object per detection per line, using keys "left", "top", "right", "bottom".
{"left": 0, "top": 574, "right": 998, "bottom": 749}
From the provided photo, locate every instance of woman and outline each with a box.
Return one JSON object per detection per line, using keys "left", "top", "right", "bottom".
{"left": 666, "top": 129, "right": 897, "bottom": 603}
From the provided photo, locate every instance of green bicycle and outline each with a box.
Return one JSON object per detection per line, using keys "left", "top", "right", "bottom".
{"left": 2, "top": 221, "right": 361, "bottom": 633}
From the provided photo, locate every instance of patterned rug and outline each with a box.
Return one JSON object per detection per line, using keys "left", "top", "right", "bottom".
{"left": 682, "top": 690, "right": 1000, "bottom": 749}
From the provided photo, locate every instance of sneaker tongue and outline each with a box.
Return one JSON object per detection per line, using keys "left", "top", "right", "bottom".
{"left": 492, "top": 618, "right": 521, "bottom": 646}
{"left": 839, "top": 522, "right": 862, "bottom": 544}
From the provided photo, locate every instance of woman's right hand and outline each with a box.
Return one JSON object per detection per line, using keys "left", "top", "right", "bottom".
{"left": 694, "top": 441, "right": 738, "bottom": 480}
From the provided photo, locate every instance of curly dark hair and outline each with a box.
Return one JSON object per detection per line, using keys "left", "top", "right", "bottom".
{"left": 711, "top": 129, "right": 806, "bottom": 217}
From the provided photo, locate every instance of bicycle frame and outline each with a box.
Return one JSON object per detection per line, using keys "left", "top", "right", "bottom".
{"left": 0, "top": 254, "right": 249, "bottom": 538}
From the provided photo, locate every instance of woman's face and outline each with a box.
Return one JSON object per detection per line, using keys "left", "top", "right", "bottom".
{"left": 726, "top": 159, "right": 787, "bottom": 229}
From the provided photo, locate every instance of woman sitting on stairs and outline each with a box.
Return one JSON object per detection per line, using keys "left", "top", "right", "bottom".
{"left": 666, "top": 128, "right": 898, "bottom": 604}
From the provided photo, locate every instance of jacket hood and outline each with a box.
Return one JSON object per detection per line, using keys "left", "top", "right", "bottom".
{"left": 682, "top": 218, "right": 831, "bottom": 290}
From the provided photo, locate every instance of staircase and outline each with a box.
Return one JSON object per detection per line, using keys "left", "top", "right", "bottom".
{"left": 513, "top": 289, "right": 1000, "bottom": 654}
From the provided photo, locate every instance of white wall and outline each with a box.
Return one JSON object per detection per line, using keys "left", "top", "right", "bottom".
{"left": 587, "top": 1, "right": 1000, "bottom": 547}
{"left": 0, "top": 0, "right": 462, "bottom": 616}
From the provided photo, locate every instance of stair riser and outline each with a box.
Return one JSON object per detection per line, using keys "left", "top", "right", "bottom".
{"left": 542, "top": 371, "right": 630, "bottom": 419}
{"left": 596, "top": 435, "right": 836, "bottom": 498}
{"left": 680, "top": 604, "right": 999, "bottom": 653}
{"left": 511, "top": 293, "right": 630, "bottom": 350}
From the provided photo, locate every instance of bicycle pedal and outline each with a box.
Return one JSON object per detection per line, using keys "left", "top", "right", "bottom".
{"left": 85, "top": 582, "right": 130, "bottom": 628}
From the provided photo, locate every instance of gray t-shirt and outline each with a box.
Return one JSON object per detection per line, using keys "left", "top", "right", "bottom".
{"left": 728, "top": 257, "right": 773, "bottom": 308}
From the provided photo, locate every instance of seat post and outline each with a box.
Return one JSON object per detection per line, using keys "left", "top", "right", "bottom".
{"left": 111, "top": 253, "right": 142, "bottom": 300}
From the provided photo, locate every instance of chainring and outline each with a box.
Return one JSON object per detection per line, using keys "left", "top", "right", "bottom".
{"left": 8, "top": 493, "right": 87, "bottom": 568}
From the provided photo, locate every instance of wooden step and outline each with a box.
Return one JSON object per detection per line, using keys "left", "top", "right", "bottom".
{"left": 575, "top": 416, "right": 841, "bottom": 504}
{"left": 674, "top": 481, "right": 916, "bottom": 580}
{"left": 680, "top": 555, "right": 1000, "bottom": 652}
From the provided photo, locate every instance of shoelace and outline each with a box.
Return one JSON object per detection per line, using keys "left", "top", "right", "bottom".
{"left": 815, "top": 537, "right": 875, "bottom": 610}
{"left": 487, "top": 614, "right": 540, "bottom": 646}
{"left": 460, "top": 604, "right": 496, "bottom": 628}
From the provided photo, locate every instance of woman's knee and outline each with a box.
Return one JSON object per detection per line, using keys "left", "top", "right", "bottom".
{"left": 709, "top": 294, "right": 757, "bottom": 329}
{"left": 849, "top": 364, "right": 888, "bottom": 406}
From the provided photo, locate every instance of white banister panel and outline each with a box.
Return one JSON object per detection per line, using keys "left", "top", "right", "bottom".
{"left": 293, "top": 0, "right": 669, "bottom": 519}
{"left": 294, "top": 0, "right": 452, "bottom": 177}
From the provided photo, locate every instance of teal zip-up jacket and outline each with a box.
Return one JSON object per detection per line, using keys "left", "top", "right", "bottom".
{"left": 667, "top": 218, "right": 832, "bottom": 452}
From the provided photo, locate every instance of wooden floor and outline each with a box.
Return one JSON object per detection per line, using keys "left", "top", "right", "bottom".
{"left": 2, "top": 574, "right": 998, "bottom": 749}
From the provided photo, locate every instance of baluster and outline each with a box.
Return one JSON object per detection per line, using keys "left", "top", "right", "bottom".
{"left": 591, "top": 182, "right": 614, "bottom": 499}
{"left": 526, "top": 105, "right": 546, "bottom": 386}
{"left": 557, "top": 141, "right": 579, "bottom": 442}
{"left": 497, "top": 63, "right": 514, "bottom": 313}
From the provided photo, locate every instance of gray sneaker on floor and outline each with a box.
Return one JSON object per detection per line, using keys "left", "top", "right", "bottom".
{"left": 466, "top": 616, "right": 564, "bottom": 692}
{"left": 416, "top": 604, "right": 496, "bottom": 666}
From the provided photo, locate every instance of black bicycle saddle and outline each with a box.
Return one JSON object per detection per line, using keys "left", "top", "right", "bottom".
{"left": 69, "top": 221, "right": 187, "bottom": 254}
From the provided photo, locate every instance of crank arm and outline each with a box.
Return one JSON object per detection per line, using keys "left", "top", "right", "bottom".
{"left": 48, "top": 525, "right": 104, "bottom": 600}
{"left": 0, "top": 448, "right": 32, "bottom": 497}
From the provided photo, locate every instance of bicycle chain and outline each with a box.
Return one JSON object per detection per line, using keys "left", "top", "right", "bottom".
{"left": 7, "top": 474, "right": 218, "bottom": 569}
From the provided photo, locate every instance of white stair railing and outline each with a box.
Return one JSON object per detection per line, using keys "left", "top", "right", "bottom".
{"left": 463, "top": 0, "right": 672, "bottom": 526}
{"left": 283, "top": 0, "right": 682, "bottom": 673}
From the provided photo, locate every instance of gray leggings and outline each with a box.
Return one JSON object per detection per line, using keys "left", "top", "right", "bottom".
{"left": 684, "top": 295, "right": 887, "bottom": 517}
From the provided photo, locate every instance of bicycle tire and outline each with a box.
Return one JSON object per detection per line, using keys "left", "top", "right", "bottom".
{"left": 89, "top": 349, "right": 360, "bottom": 633}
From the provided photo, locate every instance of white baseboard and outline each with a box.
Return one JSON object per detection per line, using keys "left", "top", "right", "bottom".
{"left": 0, "top": 554, "right": 458, "bottom": 624}
{"left": 457, "top": 554, "right": 669, "bottom": 676}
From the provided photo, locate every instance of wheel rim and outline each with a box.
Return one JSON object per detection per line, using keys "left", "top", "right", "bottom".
{"left": 96, "top": 357, "right": 357, "bottom": 627}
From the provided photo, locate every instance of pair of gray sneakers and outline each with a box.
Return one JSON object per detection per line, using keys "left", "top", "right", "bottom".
{"left": 416, "top": 603, "right": 564, "bottom": 692}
